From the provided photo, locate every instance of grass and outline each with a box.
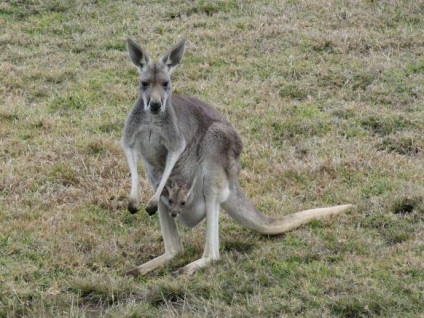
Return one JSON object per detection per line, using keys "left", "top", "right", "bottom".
{"left": 1, "top": 0, "right": 423, "bottom": 316}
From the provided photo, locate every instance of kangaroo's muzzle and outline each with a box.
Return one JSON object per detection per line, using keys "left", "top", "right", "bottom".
{"left": 149, "top": 101, "right": 161, "bottom": 114}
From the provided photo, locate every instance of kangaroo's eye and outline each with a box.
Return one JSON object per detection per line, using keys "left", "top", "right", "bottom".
{"left": 141, "top": 81, "right": 149, "bottom": 88}
{"left": 180, "top": 201, "right": 185, "bottom": 206}
{"left": 169, "top": 199, "right": 173, "bottom": 204}
{"left": 162, "top": 81, "right": 169, "bottom": 89}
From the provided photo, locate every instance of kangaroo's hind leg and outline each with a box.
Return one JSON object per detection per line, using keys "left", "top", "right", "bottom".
{"left": 175, "top": 193, "right": 221, "bottom": 276}
{"left": 175, "top": 123, "right": 234, "bottom": 275}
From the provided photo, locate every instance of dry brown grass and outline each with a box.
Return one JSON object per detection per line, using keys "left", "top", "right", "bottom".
{"left": 1, "top": 0, "right": 423, "bottom": 317}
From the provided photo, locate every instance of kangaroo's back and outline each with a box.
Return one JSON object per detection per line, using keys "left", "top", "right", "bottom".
{"left": 171, "top": 94, "right": 232, "bottom": 133}
{"left": 170, "top": 94, "right": 243, "bottom": 184}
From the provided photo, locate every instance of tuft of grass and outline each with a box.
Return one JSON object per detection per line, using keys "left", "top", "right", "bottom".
{"left": 49, "top": 162, "right": 80, "bottom": 187}
{"left": 378, "top": 133, "right": 423, "bottom": 155}
{"left": 331, "top": 293, "right": 386, "bottom": 318}
{"left": 67, "top": 274, "right": 139, "bottom": 307}
{"left": 392, "top": 195, "right": 423, "bottom": 215}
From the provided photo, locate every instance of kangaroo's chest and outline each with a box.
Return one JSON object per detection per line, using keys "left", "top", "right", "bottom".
{"left": 136, "top": 126, "right": 168, "bottom": 167}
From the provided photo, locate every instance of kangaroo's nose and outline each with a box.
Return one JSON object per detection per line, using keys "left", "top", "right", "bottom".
{"left": 150, "top": 101, "right": 161, "bottom": 113}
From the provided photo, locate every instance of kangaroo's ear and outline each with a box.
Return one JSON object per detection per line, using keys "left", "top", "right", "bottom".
{"left": 159, "top": 39, "right": 186, "bottom": 73}
{"left": 127, "top": 38, "right": 152, "bottom": 70}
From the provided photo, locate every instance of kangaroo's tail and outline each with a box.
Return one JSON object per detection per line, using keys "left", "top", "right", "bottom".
{"left": 221, "top": 182, "right": 353, "bottom": 235}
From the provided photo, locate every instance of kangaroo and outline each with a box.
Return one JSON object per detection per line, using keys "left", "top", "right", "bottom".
{"left": 122, "top": 39, "right": 353, "bottom": 276}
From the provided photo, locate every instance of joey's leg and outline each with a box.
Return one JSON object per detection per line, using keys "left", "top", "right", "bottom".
{"left": 124, "top": 146, "right": 140, "bottom": 214}
{"left": 127, "top": 200, "right": 183, "bottom": 277}
{"left": 146, "top": 148, "right": 184, "bottom": 214}
{"left": 176, "top": 198, "right": 220, "bottom": 276}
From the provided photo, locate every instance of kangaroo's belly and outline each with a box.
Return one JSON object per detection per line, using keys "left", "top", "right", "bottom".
{"left": 178, "top": 201, "right": 206, "bottom": 228}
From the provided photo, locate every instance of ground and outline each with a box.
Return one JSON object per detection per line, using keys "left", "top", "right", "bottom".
{"left": 0, "top": 0, "right": 423, "bottom": 317}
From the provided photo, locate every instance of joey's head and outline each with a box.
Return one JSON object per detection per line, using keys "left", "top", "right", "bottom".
{"left": 166, "top": 180, "right": 190, "bottom": 218}
{"left": 127, "top": 39, "right": 186, "bottom": 115}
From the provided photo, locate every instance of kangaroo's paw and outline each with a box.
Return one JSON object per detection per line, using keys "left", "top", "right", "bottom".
{"left": 128, "top": 202, "right": 138, "bottom": 214}
{"left": 145, "top": 197, "right": 159, "bottom": 215}
{"left": 128, "top": 200, "right": 140, "bottom": 214}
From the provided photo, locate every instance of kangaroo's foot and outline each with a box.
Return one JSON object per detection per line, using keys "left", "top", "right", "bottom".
{"left": 174, "top": 257, "right": 217, "bottom": 276}
{"left": 126, "top": 252, "right": 178, "bottom": 277}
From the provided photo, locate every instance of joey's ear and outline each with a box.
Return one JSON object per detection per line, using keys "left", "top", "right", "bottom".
{"left": 166, "top": 178, "right": 176, "bottom": 192}
{"left": 127, "top": 38, "right": 152, "bottom": 69}
{"left": 165, "top": 183, "right": 172, "bottom": 194}
{"left": 159, "top": 39, "right": 186, "bottom": 73}
{"left": 186, "top": 174, "right": 197, "bottom": 198}
{"left": 185, "top": 183, "right": 195, "bottom": 198}
{"left": 166, "top": 178, "right": 175, "bottom": 191}
{"left": 170, "top": 178, "right": 176, "bottom": 187}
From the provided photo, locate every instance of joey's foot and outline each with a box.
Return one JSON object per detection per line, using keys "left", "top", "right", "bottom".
{"left": 145, "top": 198, "right": 158, "bottom": 216}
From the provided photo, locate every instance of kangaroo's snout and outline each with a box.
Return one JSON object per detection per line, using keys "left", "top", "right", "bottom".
{"left": 150, "top": 101, "right": 161, "bottom": 114}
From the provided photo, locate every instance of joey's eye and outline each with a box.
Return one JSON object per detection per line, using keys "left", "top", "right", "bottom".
{"left": 141, "top": 81, "right": 149, "bottom": 88}
{"left": 169, "top": 199, "right": 173, "bottom": 205}
{"left": 162, "top": 81, "right": 169, "bottom": 89}
{"left": 180, "top": 201, "right": 186, "bottom": 206}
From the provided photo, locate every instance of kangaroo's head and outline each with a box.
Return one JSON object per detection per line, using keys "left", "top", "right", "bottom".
{"left": 127, "top": 39, "right": 186, "bottom": 114}
{"left": 166, "top": 179, "right": 191, "bottom": 218}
